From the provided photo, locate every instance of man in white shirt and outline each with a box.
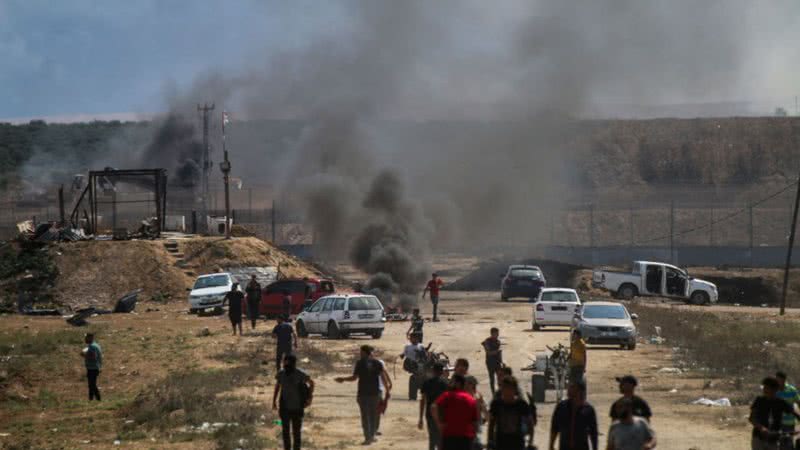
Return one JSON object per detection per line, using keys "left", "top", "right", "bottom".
{"left": 400, "top": 334, "right": 427, "bottom": 400}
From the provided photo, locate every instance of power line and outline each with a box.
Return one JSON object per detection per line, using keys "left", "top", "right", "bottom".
{"left": 633, "top": 179, "right": 800, "bottom": 246}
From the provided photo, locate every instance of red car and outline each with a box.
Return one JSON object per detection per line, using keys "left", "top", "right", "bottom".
{"left": 260, "top": 278, "right": 335, "bottom": 318}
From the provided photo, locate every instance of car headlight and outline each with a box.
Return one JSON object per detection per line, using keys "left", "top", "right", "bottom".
{"left": 624, "top": 326, "right": 636, "bottom": 333}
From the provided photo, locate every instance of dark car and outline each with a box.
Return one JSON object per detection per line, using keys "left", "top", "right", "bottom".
{"left": 500, "top": 265, "right": 546, "bottom": 301}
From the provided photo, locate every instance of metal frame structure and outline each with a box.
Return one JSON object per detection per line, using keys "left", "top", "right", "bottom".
{"left": 70, "top": 169, "right": 167, "bottom": 236}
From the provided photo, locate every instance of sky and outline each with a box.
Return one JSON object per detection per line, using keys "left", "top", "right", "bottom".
{"left": 0, "top": 0, "right": 346, "bottom": 120}
{"left": 1, "top": 0, "right": 798, "bottom": 121}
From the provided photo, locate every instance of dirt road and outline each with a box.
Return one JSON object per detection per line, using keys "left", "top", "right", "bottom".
{"left": 298, "top": 291, "right": 748, "bottom": 450}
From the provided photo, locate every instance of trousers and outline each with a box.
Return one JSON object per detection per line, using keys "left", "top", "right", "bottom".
{"left": 357, "top": 395, "right": 381, "bottom": 441}
{"left": 280, "top": 409, "right": 303, "bottom": 450}
{"left": 87, "top": 369, "right": 101, "bottom": 401}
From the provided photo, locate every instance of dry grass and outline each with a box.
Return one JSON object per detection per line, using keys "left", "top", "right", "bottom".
{"left": 629, "top": 303, "right": 800, "bottom": 402}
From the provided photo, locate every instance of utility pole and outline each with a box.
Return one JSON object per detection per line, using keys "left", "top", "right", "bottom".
{"left": 197, "top": 103, "right": 215, "bottom": 234}
{"left": 780, "top": 174, "right": 800, "bottom": 315}
{"left": 221, "top": 110, "right": 231, "bottom": 240}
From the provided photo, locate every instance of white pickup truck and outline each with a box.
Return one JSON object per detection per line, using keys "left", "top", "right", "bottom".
{"left": 592, "top": 261, "right": 718, "bottom": 305}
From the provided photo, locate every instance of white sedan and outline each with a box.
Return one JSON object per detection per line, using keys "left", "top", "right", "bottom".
{"left": 532, "top": 288, "right": 582, "bottom": 330}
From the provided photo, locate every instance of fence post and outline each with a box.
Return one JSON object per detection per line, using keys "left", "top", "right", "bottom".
{"left": 669, "top": 201, "right": 675, "bottom": 263}
{"left": 271, "top": 199, "right": 277, "bottom": 243}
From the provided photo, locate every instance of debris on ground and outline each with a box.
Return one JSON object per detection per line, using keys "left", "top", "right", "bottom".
{"left": 112, "top": 289, "right": 141, "bottom": 313}
{"left": 658, "top": 367, "right": 683, "bottom": 374}
{"left": 23, "top": 223, "right": 88, "bottom": 242}
{"left": 691, "top": 397, "right": 731, "bottom": 407}
{"left": 197, "top": 327, "right": 212, "bottom": 337}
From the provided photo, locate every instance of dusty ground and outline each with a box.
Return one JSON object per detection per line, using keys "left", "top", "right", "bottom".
{"left": 0, "top": 290, "right": 760, "bottom": 450}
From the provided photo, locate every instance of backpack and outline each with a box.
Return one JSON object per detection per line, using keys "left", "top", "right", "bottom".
{"left": 298, "top": 375, "right": 311, "bottom": 408}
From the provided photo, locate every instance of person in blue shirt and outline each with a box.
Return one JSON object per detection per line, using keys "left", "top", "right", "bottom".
{"left": 80, "top": 333, "right": 103, "bottom": 401}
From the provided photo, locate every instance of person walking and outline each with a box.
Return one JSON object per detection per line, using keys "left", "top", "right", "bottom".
{"left": 335, "top": 345, "right": 391, "bottom": 445}
{"left": 245, "top": 275, "right": 262, "bottom": 330}
{"left": 272, "top": 316, "right": 298, "bottom": 368}
{"left": 465, "top": 376, "right": 488, "bottom": 450}
{"left": 401, "top": 333, "right": 427, "bottom": 400}
{"left": 609, "top": 375, "right": 652, "bottom": 423}
{"left": 226, "top": 283, "right": 245, "bottom": 336}
{"left": 488, "top": 376, "right": 534, "bottom": 450}
{"left": 420, "top": 362, "right": 449, "bottom": 450}
{"left": 549, "top": 380, "right": 598, "bottom": 450}
{"left": 376, "top": 357, "right": 392, "bottom": 436}
{"left": 482, "top": 328, "right": 503, "bottom": 394}
{"left": 422, "top": 273, "right": 444, "bottom": 322}
{"left": 776, "top": 371, "right": 800, "bottom": 436}
{"left": 407, "top": 308, "right": 425, "bottom": 342}
{"left": 282, "top": 290, "right": 293, "bottom": 319}
{"left": 431, "top": 374, "right": 480, "bottom": 450}
{"left": 81, "top": 333, "right": 103, "bottom": 401}
{"left": 273, "top": 354, "right": 315, "bottom": 450}
{"left": 606, "top": 399, "right": 656, "bottom": 450}
{"left": 750, "top": 376, "right": 799, "bottom": 450}
{"left": 568, "top": 330, "right": 587, "bottom": 385}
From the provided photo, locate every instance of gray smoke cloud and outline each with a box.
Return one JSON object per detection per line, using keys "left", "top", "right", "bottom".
{"left": 17, "top": 0, "right": 786, "bottom": 302}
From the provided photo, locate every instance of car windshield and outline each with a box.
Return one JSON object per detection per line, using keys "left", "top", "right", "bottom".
{"left": 348, "top": 296, "right": 382, "bottom": 311}
{"left": 541, "top": 291, "right": 578, "bottom": 302}
{"left": 511, "top": 269, "right": 541, "bottom": 278}
{"left": 583, "top": 305, "right": 628, "bottom": 319}
{"left": 194, "top": 275, "right": 229, "bottom": 289}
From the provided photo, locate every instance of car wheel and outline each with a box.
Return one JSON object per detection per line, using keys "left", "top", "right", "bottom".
{"left": 371, "top": 330, "right": 383, "bottom": 339}
{"left": 501, "top": 294, "right": 509, "bottom": 302}
{"left": 627, "top": 342, "right": 637, "bottom": 350}
{"left": 296, "top": 320, "right": 309, "bottom": 338}
{"left": 533, "top": 322, "right": 541, "bottom": 331}
{"left": 214, "top": 306, "right": 223, "bottom": 315}
{"left": 689, "top": 291, "right": 709, "bottom": 305}
{"left": 327, "top": 321, "right": 341, "bottom": 339}
{"left": 189, "top": 308, "right": 198, "bottom": 314}
{"left": 618, "top": 284, "right": 637, "bottom": 300}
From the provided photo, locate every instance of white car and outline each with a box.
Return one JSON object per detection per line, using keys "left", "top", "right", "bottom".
{"left": 532, "top": 288, "right": 582, "bottom": 330}
{"left": 295, "top": 294, "right": 386, "bottom": 339}
{"left": 188, "top": 273, "right": 234, "bottom": 313}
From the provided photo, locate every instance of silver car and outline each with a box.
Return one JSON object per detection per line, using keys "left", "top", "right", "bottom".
{"left": 573, "top": 301, "right": 638, "bottom": 350}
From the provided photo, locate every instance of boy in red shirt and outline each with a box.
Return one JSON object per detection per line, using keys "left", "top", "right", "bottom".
{"left": 422, "top": 273, "right": 444, "bottom": 322}
{"left": 431, "top": 374, "right": 479, "bottom": 450}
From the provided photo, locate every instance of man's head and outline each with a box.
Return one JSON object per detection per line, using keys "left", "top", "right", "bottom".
{"left": 500, "top": 376, "right": 519, "bottom": 402}
{"left": 410, "top": 333, "right": 421, "bottom": 344}
{"left": 431, "top": 362, "right": 445, "bottom": 377}
{"left": 277, "top": 315, "right": 285, "bottom": 324}
{"left": 360, "top": 345, "right": 374, "bottom": 359}
{"left": 572, "top": 329, "right": 582, "bottom": 340}
{"left": 413, "top": 308, "right": 420, "bottom": 316}
{"left": 454, "top": 358, "right": 469, "bottom": 376}
{"left": 283, "top": 353, "right": 297, "bottom": 371}
{"left": 231, "top": 282, "right": 239, "bottom": 292}
{"left": 496, "top": 365, "right": 512, "bottom": 379}
{"left": 777, "top": 371, "right": 788, "bottom": 388}
{"left": 250, "top": 274, "right": 257, "bottom": 281}
{"left": 464, "top": 375, "right": 478, "bottom": 394}
{"left": 431, "top": 273, "right": 438, "bottom": 280}
{"left": 615, "top": 398, "right": 635, "bottom": 423}
{"left": 450, "top": 373, "right": 466, "bottom": 390}
{"left": 84, "top": 333, "right": 94, "bottom": 344}
{"left": 490, "top": 327, "right": 499, "bottom": 338}
{"left": 616, "top": 375, "right": 638, "bottom": 396}
{"left": 763, "top": 376, "right": 781, "bottom": 397}
{"left": 568, "top": 379, "right": 587, "bottom": 402}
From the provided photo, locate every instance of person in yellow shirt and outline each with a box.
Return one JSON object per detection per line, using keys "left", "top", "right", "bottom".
{"left": 569, "top": 329, "right": 587, "bottom": 385}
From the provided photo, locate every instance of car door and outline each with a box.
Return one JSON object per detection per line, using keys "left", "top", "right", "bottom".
{"left": 306, "top": 298, "right": 326, "bottom": 333}
{"left": 319, "top": 297, "right": 335, "bottom": 329}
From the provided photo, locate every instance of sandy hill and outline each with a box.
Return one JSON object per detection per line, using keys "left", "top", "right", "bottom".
{"left": 51, "top": 236, "right": 320, "bottom": 309}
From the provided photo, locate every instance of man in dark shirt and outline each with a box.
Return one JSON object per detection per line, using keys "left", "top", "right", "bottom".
{"left": 489, "top": 376, "right": 534, "bottom": 450}
{"left": 225, "top": 283, "right": 244, "bottom": 336}
{"left": 272, "top": 316, "right": 298, "bottom": 368}
{"left": 482, "top": 328, "right": 503, "bottom": 394}
{"left": 609, "top": 375, "right": 652, "bottom": 422}
{"left": 751, "top": 376, "right": 799, "bottom": 449}
{"left": 549, "top": 380, "right": 598, "bottom": 450}
{"left": 282, "top": 290, "right": 293, "bottom": 319}
{"left": 245, "top": 275, "right": 262, "bottom": 330}
{"left": 273, "top": 354, "right": 315, "bottom": 450}
{"left": 419, "top": 362, "right": 449, "bottom": 450}
{"left": 407, "top": 308, "right": 425, "bottom": 342}
{"left": 335, "top": 345, "right": 391, "bottom": 445}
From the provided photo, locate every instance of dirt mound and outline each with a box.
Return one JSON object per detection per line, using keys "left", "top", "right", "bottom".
{"left": 52, "top": 240, "right": 189, "bottom": 309}
{"left": 179, "top": 237, "right": 320, "bottom": 280}
{"left": 50, "top": 236, "right": 321, "bottom": 310}
{"left": 446, "top": 257, "right": 586, "bottom": 291}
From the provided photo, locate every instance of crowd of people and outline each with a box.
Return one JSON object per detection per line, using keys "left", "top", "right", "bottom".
{"left": 77, "top": 271, "right": 800, "bottom": 450}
